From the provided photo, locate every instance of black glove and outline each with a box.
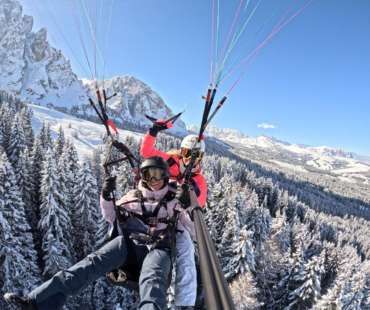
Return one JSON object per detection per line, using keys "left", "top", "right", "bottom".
{"left": 149, "top": 121, "right": 170, "bottom": 137}
{"left": 102, "top": 176, "right": 116, "bottom": 201}
{"left": 176, "top": 183, "right": 191, "bottom": 208}
{"left": 112, "top": 140, "right": 130, "bottom": 153}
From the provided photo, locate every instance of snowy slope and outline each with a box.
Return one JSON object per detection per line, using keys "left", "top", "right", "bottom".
{"left": 30, "top": 103, "right": 143, "bottom": 160}
{"left": 194, "top": 125, "right": 370, "bottom": 185}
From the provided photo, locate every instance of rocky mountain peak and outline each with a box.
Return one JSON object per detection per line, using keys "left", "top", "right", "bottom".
{"left": 1, "top": 0, "right": 186, "bottom": 133}
{"left": 0, "top": 0, "right": 87, "bottom": 106}
{"left": 83, "top": 76, "right": 186, "bottom": 132}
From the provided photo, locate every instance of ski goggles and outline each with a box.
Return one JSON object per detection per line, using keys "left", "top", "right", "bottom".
{"left": 180, "top": 148, "right": 204, "bottom": 161}
{"left": 141, "top": 167, "right": 167, "bottom": 182}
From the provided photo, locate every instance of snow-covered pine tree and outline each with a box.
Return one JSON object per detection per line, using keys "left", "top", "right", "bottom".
{"left": 0, "top": 102, "right": 13, "bottom": 153}
{"left": 91, "top": 148, "right": 104, "bottom": 192}
{"left": 19, "top": 106, "right": 34, "bottom": 150}
{"left": 7, "top": 113, "right": 27, "bottom": 168}
{"left": 29, "top": 135, "right": 46, "bottom": 267}
{"left": 116, "top": 161, "right": 136, "bottom": 198}
{"left": 232, "top": 226, "right": 256, "bottom": 277}
{"left": 38, "top": 122, "right": 53, "bottom": 151}
{"left": 230, "top": 271, "right": 260, "bottom": 309}
{"left": 315, "top": 244, "right": 368, "bottom": 309}
{"left": 286, "top": 250, "right": 324, "bottom": 309}
{"left": 54, "top": 125, "right": 66, "bottom": 159}
{"left": 0, "top": 212, "right": 25, "bottom": 308}
{"left": 19, "top": 149, "right": 35, "bottom": 222}
{"left": 0, "top": 151, "right": 41, "bottom": 293}
{"left": 39, "top": 147, "right": 73, "bottom": 277}
{"left": 73, "top": 161, "right": 100, "bottom": 260}
{"left": 58, "top": 140, "right": 80, "bottom": 256}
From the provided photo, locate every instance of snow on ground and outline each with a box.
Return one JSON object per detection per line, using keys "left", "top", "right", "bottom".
{"left": 333, "top": 161, "right": 370, "bottom": 174}
{"left": 30, "top": 104, "right": 143, "bottom": 160}
{"left": 306, "top": 157, "right": 335, "bottom": 171}
{"left": 269, "top": 160, "right": 308, "bottom": 173}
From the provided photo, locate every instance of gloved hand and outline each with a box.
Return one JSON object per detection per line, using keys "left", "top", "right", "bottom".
{"left": 175, "top": 183, "right": 191, "bottom": 208}
{"left": 149, "top": 120, "right": 173, "bottom": 137}
{"left": 112, "top": 140, "right": 130, "bottom": 153}
{"left": 102, "top": 176, "right": 116, "bottom": 201}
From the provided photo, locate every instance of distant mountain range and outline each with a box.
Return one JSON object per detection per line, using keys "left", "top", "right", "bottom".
{"left": 195, "top": 125, "right": 370, "bottom": 185}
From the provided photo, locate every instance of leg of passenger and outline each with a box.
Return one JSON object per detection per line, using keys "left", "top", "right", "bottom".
{"left": 29, "top": 236, "right": 128, "bottom": 310}
{"left": 138, "top": 248, "right": 172, "bottom": 310}
{"left": 175, "top": 231, "right": 196, "bottom": 307}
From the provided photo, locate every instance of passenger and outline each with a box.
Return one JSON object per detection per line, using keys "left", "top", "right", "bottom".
{"left": 5, "top": 156, "right": 197, "bottom": 310}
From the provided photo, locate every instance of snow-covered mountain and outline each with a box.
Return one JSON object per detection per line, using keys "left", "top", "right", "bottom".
{"left": 82, "top": 76, "right": 186, "bottom": 133}
{"left": 0, "top": 0, "right": 88, "bottom": 108}
{"left": 191, "top": 125, "right": 370, "bottom": 185}
{"left": 29, "top": 103, "right": 143, "bottom": 160}
{"left": 0, "top": 0, "right": 186, "bottom": 133}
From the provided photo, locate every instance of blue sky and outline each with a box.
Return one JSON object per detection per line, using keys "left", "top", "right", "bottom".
{"left": 21, "top": 0, "right": 370, "bottom": 155}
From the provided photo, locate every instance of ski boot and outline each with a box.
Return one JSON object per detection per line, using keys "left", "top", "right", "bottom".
{"left": 3, "top": 292, "right": 37, "bottom": 310}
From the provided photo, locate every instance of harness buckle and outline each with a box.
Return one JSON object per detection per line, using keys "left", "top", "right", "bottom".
{"left": 146, "top": 217, "right": 158, "bottom": 227}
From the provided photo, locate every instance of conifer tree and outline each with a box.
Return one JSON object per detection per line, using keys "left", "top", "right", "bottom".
{"left": 0, "top": 151, "right": 40, "bottom": 291}
{"left": 91, "top": 148, "right": 104, "bottom": 191}
{"left": 39, "top": 148, "right": 73, "bottom": 277}
{"left": 19, "top": 149, "right": 35, "bottom": 221}
{"left": 19, "top": 106, "right": 34, "bottom": 150}
{"left": 7, "top": 113, "right": 27, "bottom": 168}
{"left": 73, "top": 162, "right": 100, "bottom": 260}
{"left": 0, "top": 102, "right": 13, "bottom": 153}
{"left": 59, "top": 141, "right": 80, "bottom": 255}
{"left": 38, "top": 122, "right": 53, "bottom": 151}
{"left": 232, "top": 227, "right": 256, "bottom": 276}
{"left": 54, "top": 125, "right": 65, "bottom": 159}
{"left": 230, "top": 272, "right": 260, "bottom": 309}
{"left": 29, "top": 136, "right": 46, "bottom": 266}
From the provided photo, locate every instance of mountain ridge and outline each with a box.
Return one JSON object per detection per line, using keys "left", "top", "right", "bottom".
{"left": 189, "top": 124, "right": 370, "bottom": 185}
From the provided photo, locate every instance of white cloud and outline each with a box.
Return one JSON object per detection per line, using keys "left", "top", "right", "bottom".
{"left": 258, "top": 123, "right": 276, "bottom": 129}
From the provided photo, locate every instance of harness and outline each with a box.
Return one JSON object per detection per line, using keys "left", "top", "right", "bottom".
{"left": 122, "top": 187, "right": 178, "bottom": 250}
{"left": 106, "top": 184, "right": 179, "bottom": 290}
{"left": 167, "top": 157, "right": 201, "bottom": 197}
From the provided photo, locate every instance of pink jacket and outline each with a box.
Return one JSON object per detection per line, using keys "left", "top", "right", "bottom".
{"left": 100, "top": 181, "right": 195, "bottom": 239}
{"left": 140, "top": 133, "right": 207, "bottom": 207}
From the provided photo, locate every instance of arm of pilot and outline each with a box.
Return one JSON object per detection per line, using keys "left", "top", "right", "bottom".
{"left": 192, "top": 173, "right": 207, "bottom": 208}
{"left": 140, "top": 132, "right": 171, "bottom": 159}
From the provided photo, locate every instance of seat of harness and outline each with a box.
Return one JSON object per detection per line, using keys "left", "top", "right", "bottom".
{"left": 117, "top": 187, "right": 178, "bottom": 248}
{"left": 107, "top": 186, "right": 180, "bottom": 289}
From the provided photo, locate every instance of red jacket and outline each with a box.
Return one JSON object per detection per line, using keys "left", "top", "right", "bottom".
{"left": 140, "top": 133, "right": 207, "bottom": 207}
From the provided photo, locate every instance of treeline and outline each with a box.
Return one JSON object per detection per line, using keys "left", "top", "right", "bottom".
{"left": 0, "top": 92, "right": 369, "bottom": 309}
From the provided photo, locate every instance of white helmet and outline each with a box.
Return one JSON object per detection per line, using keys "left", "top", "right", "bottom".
{"left": 181, "top": 134, "right": 205, "bottom": 152}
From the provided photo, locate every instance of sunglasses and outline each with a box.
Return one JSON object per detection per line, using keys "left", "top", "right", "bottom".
{"left": 181, "top": 148, "right": 204, "bottom": 160}
{"left": 141, "top": 167, "right": 167, "bottom": 182}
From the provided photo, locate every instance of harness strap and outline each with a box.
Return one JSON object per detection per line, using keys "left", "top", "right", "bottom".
{"left": 166, "top": 157, "right": 177, "bottom": 168}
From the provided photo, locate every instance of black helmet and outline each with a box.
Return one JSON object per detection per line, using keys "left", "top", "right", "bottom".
{"left": 140, "top": 156, "right": 169, "bottom": 183}
{"left": 140, "top": 156, "right": 169, "bottom": 172}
